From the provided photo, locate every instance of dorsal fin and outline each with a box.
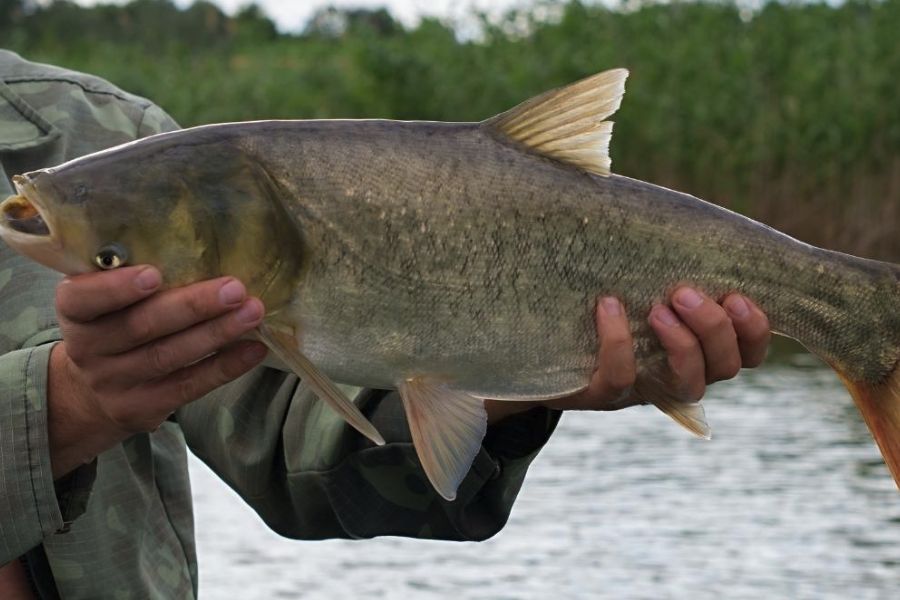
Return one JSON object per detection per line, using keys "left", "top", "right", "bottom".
{"left": 484, "top": 68, "right": 628, "bottom": 176}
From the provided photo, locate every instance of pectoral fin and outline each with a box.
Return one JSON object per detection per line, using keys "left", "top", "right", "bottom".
{"left": 634, "top": 365, "right": 711, "bottom": 439}
{"left": 398, "top": 377, "right": 488, "bottom": 501}
{"left": 256, "top": 323, "right": 385, "bottom": 446}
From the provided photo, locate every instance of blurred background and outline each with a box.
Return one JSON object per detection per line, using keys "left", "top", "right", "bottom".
{"left": 4, "top": 1, "right": 900, "bottom": 598}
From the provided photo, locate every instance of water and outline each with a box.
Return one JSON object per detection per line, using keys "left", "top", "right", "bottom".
{"left": 189, "top": 348, "right": 900, "bottom": 599}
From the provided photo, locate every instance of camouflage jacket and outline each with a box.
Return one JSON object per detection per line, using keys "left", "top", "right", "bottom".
{"left": 0, "top": 50, "right": 560, "bottom": 599}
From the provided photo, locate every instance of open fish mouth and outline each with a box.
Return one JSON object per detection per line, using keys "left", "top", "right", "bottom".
{"left": 1, "top": 174, "right": 52, "bottom": 237}
{"left": 2, "top": 195, "right": 50, "bottom": 235}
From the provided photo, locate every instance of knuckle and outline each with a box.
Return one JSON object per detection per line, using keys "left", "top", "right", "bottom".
{"left": 105, "top": 405, "right": 154, "bottom": 434}
{"left": 706, "top": 354, "right": 741, "bottom": 383}
{"left": 690, "top": 382, "right": 707, "bottom": 401}
{"left": 669, "top": 359, "right": 704, "bottom": 401}
{"left": 743, "top": 352, "right": 765, "bottom": 369}
{"left": 604, "top": 328, "right": 632, "bottom": 349}
{"left": 717, "top": 355, "right": 742, "bottom": 380}
{"left": 707, "top": 309, "right": 731, "bottom": 332}
{"left": 667, "top": 333, "right": 698, "bottom": 355}
{"left": 743, "top": 326, "right": 771, "bottom": 347}
{"left": 213, "top": 351, "right": 246, "bottom": 384}
{"left": 751, "top": 308, "right": 771, "bottom": 329}
{"left": 678, "top": 371, "right": 706, "bottom": 401}
{"left": 607, "top": 367, "right": 636, "bottom": 394}
{"left": 102, "top": 400, "right": 135, "bottom": 431}
{"left": 175, "top": 373, "right": 202, "bottom": 404}
{"left": 123, "top": 309, "right": 154, "bottom": 345}
{"left": 177, "top": 361, "right": 229, "bottom": 404}
{"left": 207, "top": 315, "right": 238, "bottom": 347}
{"left": 183, "top": 287, "right": 212, "bottom": 321}
{"left": 146, "top": 342, "right": 179, "bottom": 376}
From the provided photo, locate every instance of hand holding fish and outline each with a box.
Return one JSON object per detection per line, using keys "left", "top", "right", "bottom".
{"left": 486, "top": 288, "right": 770, "bottom": 422}
{"left": 46, "top": 266, "right": 268, "bottom": 478}
{"left": 43, "top": 263, "right": 768, "bottom": 484}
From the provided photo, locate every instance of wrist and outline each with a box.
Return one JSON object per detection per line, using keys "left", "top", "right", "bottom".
{"left": 47, "top": 343, "right": 129, "bottom": 478}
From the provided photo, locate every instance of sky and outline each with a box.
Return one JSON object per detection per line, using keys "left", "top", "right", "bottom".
{"left": 71, "top": 0, "right": 536, "bottom": 32}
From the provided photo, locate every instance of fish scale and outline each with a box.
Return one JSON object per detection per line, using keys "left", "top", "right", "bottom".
{"left": 4, "top": 69, "right": 900, "bottom": 502}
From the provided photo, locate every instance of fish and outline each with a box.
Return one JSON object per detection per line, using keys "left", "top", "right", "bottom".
{"left": 3, "top": 68, "right": 900, "bottom": 502}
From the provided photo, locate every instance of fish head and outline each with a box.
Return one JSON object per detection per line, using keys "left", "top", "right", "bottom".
{"left": 0, "top": 132, "right": 305, "bottom": 310}
{"left": 0, "top": 147, "right": 218, "bottom": 287}
{"left": 0, "top": 172, "right": 89, "bottom": 273}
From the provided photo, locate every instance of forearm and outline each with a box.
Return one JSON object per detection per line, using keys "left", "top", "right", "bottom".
{"left": 179, "top": 379, "right": 560, "bottom": 541}
{"left": 484, "top": 398, "right": 548, "bottom": 425}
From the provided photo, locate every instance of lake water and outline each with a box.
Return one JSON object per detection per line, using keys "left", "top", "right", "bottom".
{"left": 188, "top": 345, "right": 900, "bottom": 599}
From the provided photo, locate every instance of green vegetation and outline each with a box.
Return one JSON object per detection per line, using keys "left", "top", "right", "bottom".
{"left": 3, "top": 0, "right": 899, "bottom": 258}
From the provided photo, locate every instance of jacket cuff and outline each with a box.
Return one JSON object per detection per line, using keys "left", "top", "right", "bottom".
{"left": 0, "top": 342, "right": 95, "bottom": 560}
{"left": 0, "top": 344, "right": 62, "bottom": 559}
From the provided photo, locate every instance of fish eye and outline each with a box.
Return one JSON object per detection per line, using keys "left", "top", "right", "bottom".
{"left": 94, "top": 243, "right": 128, "bottom": 270}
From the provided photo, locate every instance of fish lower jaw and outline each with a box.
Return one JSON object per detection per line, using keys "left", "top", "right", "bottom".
{"left": 0, "top": 207, "right": 89, "bottom": 275}
{"left": 1, "top": 191, "right": 53, "bottom": 237}
{"left": 0, "top": 227, "right": 81, "bottom": 272}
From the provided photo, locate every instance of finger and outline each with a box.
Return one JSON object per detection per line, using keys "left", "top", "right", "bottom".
{"left": 649, "top": 305, "right": 706, "bottom": 400}
{"left": 98, "top": 277, "right": 249, "bottom": 355}
{"left": 591, "top": 297, "right": 636, "bottom": 406}
{"left": 154, "top": 340, "right": 268, "bottom": 415}
{"left": 670, "top": 287, "right": 741, "bottom": 383}
{"left": 105, "top": 340, "right": 268, "bottom": 432}
{"left": 56, "top": 265, "right": 162, "bottom": 323}
{"left": 105, "top": 298, "right": 265, "bottom": 385}
{"left": 723, "top": 294, "right": 771, "bottom": 368}
{"left": 542, "top": 297, "right": 636, "bottom": 411}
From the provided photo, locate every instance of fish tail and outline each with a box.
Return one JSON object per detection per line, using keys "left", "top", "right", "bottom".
{"left": 836, "top": 365, "right": 900, "bottom": 492}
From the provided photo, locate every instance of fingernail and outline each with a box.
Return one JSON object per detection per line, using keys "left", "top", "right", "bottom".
{"left": 234, "top": 299, "right": 262, "bottom": 325}
{"left": 135, "top": 267, "right": 161, "bottom": 291}
{"left": 653, "top": 306, "right": 681, "bottom": 327}
{"left": 219, "top": 280, "right": 245, "bottom": 306}
{"left": 675, "top": 288, "right": 703, "bottom": 309}
{"left": 726, "top": 296, "right": 750, "bottom": 319}
{"left": 242, "top": 343, "right": 267, "bottom": 363}
{"left": 601, "top": 297, "right": 621, "bottom": 316}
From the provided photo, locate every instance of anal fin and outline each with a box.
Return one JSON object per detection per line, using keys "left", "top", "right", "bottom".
{"left": 634, "top": 365, "right": 711, "bottom": 439}
{"left": 648, "top": 395, "right": 711, "bottom": 439}
{"left": 257, "top": 323, "right": 385, "bottom": 446}
{"left": 398, "top": 377, "right": 488, "bottom": 501}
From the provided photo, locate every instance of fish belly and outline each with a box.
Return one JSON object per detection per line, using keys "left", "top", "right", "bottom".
{"left": 286, "top": 276, "right": 598, "bottom": 399}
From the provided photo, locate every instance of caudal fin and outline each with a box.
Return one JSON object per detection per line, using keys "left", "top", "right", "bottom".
{"left": 837, "top": 366, "right": 900, "bottom": 492}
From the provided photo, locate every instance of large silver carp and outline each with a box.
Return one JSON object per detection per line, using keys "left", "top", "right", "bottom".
{"left": 3, "top": 69, "right": 900, "bottom": 501}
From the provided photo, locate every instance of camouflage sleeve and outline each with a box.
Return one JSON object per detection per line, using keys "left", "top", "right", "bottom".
{"left": 0, "top": 192, "right": 69, "bottom": 562}
{"left": 177, "top": 372, "right": 560, "bottom": 541}
{"left": 0, "top": 96, "right": 176, "bottom": 564}
{"left": 0, "top": 344, "right": 63, "bottom": 563}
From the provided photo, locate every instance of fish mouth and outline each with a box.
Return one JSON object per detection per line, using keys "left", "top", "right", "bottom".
{"left": 1, "top": 175, "right": 53, "bottom": 238}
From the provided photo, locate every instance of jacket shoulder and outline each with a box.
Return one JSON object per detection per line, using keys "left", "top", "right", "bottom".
{"left": 0, "top": 49, "right": 152, "bottom": 109}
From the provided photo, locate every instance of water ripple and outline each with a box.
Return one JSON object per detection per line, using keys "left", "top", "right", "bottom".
{"left": 190, "top": 357, "right": 900, "bottom": 599}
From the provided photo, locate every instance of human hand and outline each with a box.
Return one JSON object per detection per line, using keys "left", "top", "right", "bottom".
{"left": 47, "top": 265, "right": 268, "bottom": 478}
{"left": 484, "top": 287, "right": 770, "bottom": 422}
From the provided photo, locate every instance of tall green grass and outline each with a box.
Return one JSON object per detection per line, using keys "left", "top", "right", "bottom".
{"left": 5, "top": 0, "right": 900, "bottom": 258}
